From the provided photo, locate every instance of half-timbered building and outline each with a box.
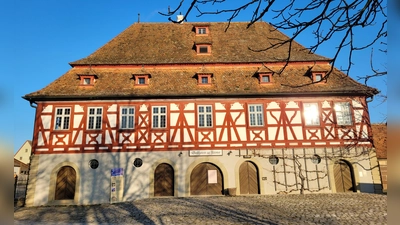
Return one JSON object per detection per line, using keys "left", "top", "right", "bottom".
{"left": 23, "top": 21, "right": 382, "bottom": 206}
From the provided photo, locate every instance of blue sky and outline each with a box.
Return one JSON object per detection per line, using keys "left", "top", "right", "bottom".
{"left": 2, "top": 1, "right": 387, "bottom": 154}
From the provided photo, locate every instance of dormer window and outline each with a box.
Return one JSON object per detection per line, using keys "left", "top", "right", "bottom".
{"left": 133, "top": 74, "right": 150, "bottom": 86}
{"left": 259, "top": 73, "right": 272, "bottom": 84}
{"left": 78, "top": 74, "right": 97, "bottom": 86}
{"left": 197, "top": 74, "right": 212, "bottom": 85}
{"left": 195, "top": 26, "right": 209, "bottom": 35}
{"left": 196, "top": 44, "right": 211, "bottom": 55}
{"left": 312, "top": 72, "right": 326, "bottom": 83}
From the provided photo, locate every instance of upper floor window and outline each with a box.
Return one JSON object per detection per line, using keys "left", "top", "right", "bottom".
{"left": 335, "top": 102, "right": 352, "bottom": 125}
{"left": 198, "top": 105, "right": 213, "bottom": 127}
{"left": 248, "top": 104, "right": 264, "bottom": 126}
{"left": 78, "top": 75, "right": 97, "bottom": 86}
{"left": 87, "top": 107, "right": 102, "bottom": 130}
{"left": 196, "top": 44, "right": 211, "bottom": 54}
{"left": 152, "top": 106, "right": 166, "bottom": 128}
{"left": 133, "top": 74, "right": 150, "bottom": 86}
{"left": 198, "top": 74, "right": 212, "bottom": 85}
{"left": 54, "top": 108, "right": 71, "bottom": 130}
{"left": 120, "top": 107, "right": 135, "bottom": 129}
{"left": 259, "top": 73, "right": 272, "bottom": 84}
{"left": 312, "top": 72, "right": 325, "bottom": 83}
{"left": 303, "top": 103, "right": 320, "bottom": 126}
{"left": 196, "top": 27, "right": 209, "bottom": 35}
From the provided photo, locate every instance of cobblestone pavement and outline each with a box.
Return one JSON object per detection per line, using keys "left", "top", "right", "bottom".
{"left": 14, "top": 193, "right": 386, "bottom": 225}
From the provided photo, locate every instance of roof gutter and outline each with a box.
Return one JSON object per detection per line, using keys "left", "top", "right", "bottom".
{"left": 22, "top": 91, "right": 375, "bottom": 102}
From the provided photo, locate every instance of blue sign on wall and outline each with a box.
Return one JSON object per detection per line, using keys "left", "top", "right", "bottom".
{"left": 111, "top": 168, "right": 124, "bottom": 176}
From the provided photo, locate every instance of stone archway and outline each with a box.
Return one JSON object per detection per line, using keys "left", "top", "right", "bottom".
{"left": 55, "top": 166, "right": 76, "bottom": 200}
{"left": 239, "top": 161, "right": 260, "bottom": 194}
{"left": 190, "top": 162, "right": 223, "bottom": 195}
{"left": 154, "top": 163, "right": 174, "bottom": 196}
{"left": 333, "top": 160, "right": 356, "bottom": 192}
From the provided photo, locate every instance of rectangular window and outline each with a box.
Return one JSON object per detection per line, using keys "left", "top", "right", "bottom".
{"left": 198, "top": 28, "right": 207, "bottom": 34}
{"left": 262, "top": 76, "right": 270, "bottom": 83}
{"left": 249, "top": 104, "right": 264, "bottom": 126}
{"left": 201, "top": 77, "right": 209, "bottom": 84}
{"left": 54, "top": 108, "right": 71, "bottom": 130}
{"left": 88, "top": 107, "right": 102, "bottom": 129}
{"left": 303, "top": 103, "right": 320, "bottom": 126}
{"left": 198, "top": 105, "right": 212, "bottom": 127}
{"left": 120, "top": 107, "right": 135, "bottom": 129}
{"left": 83, "top": 78, "right": 91, "bottom": 85}
{"left": 152, "top": 106, "right": 167, "bottom": 128}
{"left": 138, "top": 77, "right": 146, "bottom": 84}
{"left": 315, "top": 74, "right": 322, "bottom": 82}
{"left": 335, "top": 102, "right": 352, "bottom": 125}
{"left": 199, "top": 46, "right": 208, "bottom": 53}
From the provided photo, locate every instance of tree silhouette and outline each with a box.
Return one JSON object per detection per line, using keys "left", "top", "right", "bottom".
{"left": 160, "top": 0, "right": 387, "bottom": 91}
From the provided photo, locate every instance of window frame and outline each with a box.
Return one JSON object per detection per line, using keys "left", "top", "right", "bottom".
{"left": 79, "top": 75, "right": 96, "bottom": 86}
{"left": 198, "top": 74, "right": 212, "bottom": 85}
{"left": 134, "top": 74, "right": 149, "bottom": 86}
{"left": 196, "top": 26, "right": 209, "bottom": 35}
{"left": 196, "top": 44, "right": 211, "bottom": 55}
{"left": 87, "top": 107, "right": 103, "bottom": 130}
{"left": 198, "top": 105, "right": 213, "bottom": 128}
{"left": 120, "top": 106, "right": 135, "bottom": 129}
{"left": 152, "top": 106, "right": 167, "bottom": 129}
{"left": 259, "top": 73, "right": 273, "bottom": 84}
{"left": 54, "top": 107, "right": 71, "bottom": 130}
{"left": 334, "top": 102, "right": 353, "bottom": 126}
{"left": 303, "top": 103, "right": 320, "bottom": 126}
{"left": 312, "top": 72, "right": 326, "bottom": 83}
{"left": 248, "top": 104, "right": 264, "bottom": 127}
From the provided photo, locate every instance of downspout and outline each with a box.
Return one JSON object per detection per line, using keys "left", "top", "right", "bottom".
{"left": 366, "top": 95, "right": 374, "bottom": 103}
{"left": 29, "top": 101, "right": 37, "bottom": 108}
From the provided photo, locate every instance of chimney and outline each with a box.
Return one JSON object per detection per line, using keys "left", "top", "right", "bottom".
{"left": 177, "top": 14, "right": 184, "bottom": 24}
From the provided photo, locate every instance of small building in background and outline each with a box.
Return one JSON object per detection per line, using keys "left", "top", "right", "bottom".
{"left": 14, "top": 140, "right": 32, "bottom": 176}
{"left": 371, "top": 123, "right": 387, "bottom": 193}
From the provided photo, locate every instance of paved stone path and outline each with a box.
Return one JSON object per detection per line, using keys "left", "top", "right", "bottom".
{"left": 14, "top": 193, "right": 386, "bottom": 225}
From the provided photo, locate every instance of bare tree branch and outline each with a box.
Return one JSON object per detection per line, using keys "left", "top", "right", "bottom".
{"left": 159, "top": 0, "right": 387, "bottom": 88}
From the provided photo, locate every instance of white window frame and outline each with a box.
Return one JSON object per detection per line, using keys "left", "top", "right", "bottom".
{"left": 198, "top": 27, "right": 207, "bottom": 34}
{"left": 152, "top": 106, "right": 167, "bottom": 128}
{"left": 198, "top": 105, "right": 213, "bottom": 127}
{"left": 303, "top": 103, "right": 320, "bottom": 126}
{"left": 54, "top": 107, "right": 71, "bottom": 130}
{"left": 120, "top": 107, "right": 135, "bottom": 129}
{"left": 87, "top": 107, "right": 103, "bottom": 130}
{"left": 334, "top": 102, "right": 352, "bottom": 125}
{"left": 248, "top": 104, "right": 264, "bottom": 126}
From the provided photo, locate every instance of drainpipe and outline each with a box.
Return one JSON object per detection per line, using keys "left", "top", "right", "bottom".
{"left": 366, "top": 96, "right": 374, "bottom": 103}
{"left": 29, "top": 101, "right": 37, "bottom": 108}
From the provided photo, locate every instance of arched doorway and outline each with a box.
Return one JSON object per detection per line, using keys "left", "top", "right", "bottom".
{"left": 154, "top": 163, "right": 174, "bottom": 196}
{"left": 190, "top": 162, "right": 223, "bottom": 195}
{"left": 55, "top": 166, "right": 76, "bottom": 200}
{"left": 239, "top": 161, "right": 260, "bottom": 194}
{"left": 333, "top": 160, "right": 356, "bottom": 192}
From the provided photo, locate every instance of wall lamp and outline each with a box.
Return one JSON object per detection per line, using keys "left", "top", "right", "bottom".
{"left": 227, "top": 151, "right": 232, "bottom": 156}
{"left": 178, "top": 152, "right": 183, "bottom": 157}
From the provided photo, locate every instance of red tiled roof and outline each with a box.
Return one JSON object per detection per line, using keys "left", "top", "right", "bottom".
{"left": 24, "top": 64, "right": 377, "bottom": 100}
{"left": 23, "top": 21, "right": 378, "bottom": 100}
{"left": 371, "top": 124, "right": 387, "bottom": 159}
{"left": 70, "top": 22, "right": 330, "bottom": 65}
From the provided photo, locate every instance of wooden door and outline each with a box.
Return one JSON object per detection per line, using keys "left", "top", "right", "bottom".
{"left": 334, "top": 160, "right": 355, "bottom": 192}
{"left": 154, "top": 163, "right": 174, "bottom": 196}
{"left": 55, "top": 166, "right": 76, "bottom": 200}
{"left": 239, "top": 161, "right": 259, "bottom": 194}
{"left": 190, "top": 163, "right": 223, "bottom": 195}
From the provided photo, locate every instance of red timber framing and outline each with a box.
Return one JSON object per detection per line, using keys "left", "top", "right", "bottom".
{"left": 31, "top": 97, "right": 373, "bottom": 154}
